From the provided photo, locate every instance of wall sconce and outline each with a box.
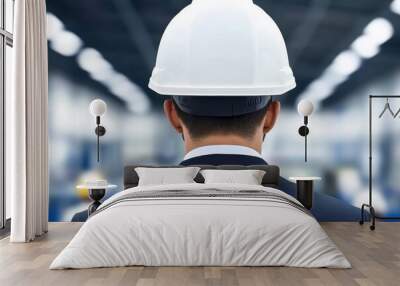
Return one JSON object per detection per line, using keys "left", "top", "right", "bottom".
{"left": 297, "top": 99, "right": 314, "bottom": 162}
{"left": 89, "top": 99, "right": 107, "bottom": 162}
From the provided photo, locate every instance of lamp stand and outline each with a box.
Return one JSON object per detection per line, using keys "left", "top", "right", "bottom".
{"left": 94, "top": 116, "right": 106, "bottom": 162}
{"left": 298, "top": 116, "right": 309, "bottom": 162}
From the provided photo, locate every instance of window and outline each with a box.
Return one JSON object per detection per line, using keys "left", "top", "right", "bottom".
{"left": 0, "top": 0, "right": 14, "bottom": 230}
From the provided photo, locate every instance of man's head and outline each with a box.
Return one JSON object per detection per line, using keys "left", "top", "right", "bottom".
{"left": 150, "top": 1, "right": 295, "bottom": 155}
{"left": 163, "top": 96, "right": 280, "bottom": 153}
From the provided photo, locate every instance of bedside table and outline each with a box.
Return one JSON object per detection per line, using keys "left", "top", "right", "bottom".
{"left": 76, "top": 184, "right": 117, "bottom": 216}
{"left": 288, "top": 177, "right": 321, "bottom": 210}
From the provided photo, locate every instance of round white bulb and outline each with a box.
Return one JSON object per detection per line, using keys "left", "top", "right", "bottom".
{"left": 89, "top": 99, "right": 107, "bottom": 116}
{"left": 297, "top": 99, "right": 314, "bottom": 116}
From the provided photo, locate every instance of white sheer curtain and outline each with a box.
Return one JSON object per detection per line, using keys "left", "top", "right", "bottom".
{"left": 8, "top": 0, "right": 49, "bottom": 242}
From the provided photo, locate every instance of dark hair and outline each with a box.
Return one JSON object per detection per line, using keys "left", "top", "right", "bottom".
{"left": 173, "top": 101, "right": 268, "bottom": 139}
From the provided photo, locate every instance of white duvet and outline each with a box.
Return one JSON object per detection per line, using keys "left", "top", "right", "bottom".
{"left": 50, "top": 183, "right": 350, "bottom": 269}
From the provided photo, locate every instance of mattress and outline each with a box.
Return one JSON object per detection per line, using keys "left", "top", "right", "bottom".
{"left": 50, "top": 183, "right": 350, "bottom": 269}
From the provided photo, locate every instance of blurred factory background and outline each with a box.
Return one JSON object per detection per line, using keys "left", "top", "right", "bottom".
{"left": 46, "top": 0, "right": 400, "bottom": 221}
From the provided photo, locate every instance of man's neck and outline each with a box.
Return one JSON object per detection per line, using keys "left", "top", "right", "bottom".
{"left": 184, "top": 135, "right": 262, "bottom": 154}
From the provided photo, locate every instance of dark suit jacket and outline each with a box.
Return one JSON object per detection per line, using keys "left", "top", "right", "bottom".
{"left": 72, "top": 154, "right": 360, "bottom": 222}
{"left": 181, "top": 154, "right": 361, "bottom": 221}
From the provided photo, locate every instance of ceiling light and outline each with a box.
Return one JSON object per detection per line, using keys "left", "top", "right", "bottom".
{"left": 330, "top": 50, "right": 361, "bottom": 76}
{"left": 89, "top": 69, "right": 115, "bottom": 83}
{"left": 297, "top": 17, "right": 393, "bottom": 106}
{"left": 128, "top": 90, "right": 151, "bottom": 113}
{"left": 351, "top": 35, "right": 380, "bottom": 59}
{"left": 111, "top": 78, "right": 142, "bottom": 101}
{"left": 363, "top": 17, "right": 394, "bottom": 45}
{"left": 77, "top": 48, "right": 114, "bottom": 81}
{"left": 300, "top": 79, "right": 335, "bottom": 103}
{"left": 107, "top": 74, "right": 131, "bottom": 96}
{"left": 320, "top": 69, "right": 349, "bottom": 87}
{"left": 50, "top": 30, "right": 82, "bottom": 57}
{"left": 48, "top": 12, "right": 151, "bottom": 113}
{"left": 106, "top": 73, "right": 151, "bottom": 113}
{"left": 46, "top": 13, "right": 64, "bottom": 41}
{"left": 111, "top": 81, "right": 136, "bottom": 100}
{"left": 309, "top": 79, "right": 335, "bottom": 97}
{"left": 391, "top": 0, "right": 400, "bottom": 15}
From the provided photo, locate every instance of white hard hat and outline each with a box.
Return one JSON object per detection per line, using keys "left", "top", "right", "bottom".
{"left": 149, "top": 0, "right": 296, "bottom": 96}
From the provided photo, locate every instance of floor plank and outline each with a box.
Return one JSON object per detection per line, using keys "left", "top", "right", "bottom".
{"left": 0, "top": 222, "right": 398, "bottom": 286}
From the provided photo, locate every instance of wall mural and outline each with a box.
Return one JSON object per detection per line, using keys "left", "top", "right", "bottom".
{"left": 46, "top": 0, "right": 400, "bottom": 222}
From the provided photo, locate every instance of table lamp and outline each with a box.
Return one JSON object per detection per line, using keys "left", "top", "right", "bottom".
{"left": 89, "top": 99, "right": 107, "bottom": 162}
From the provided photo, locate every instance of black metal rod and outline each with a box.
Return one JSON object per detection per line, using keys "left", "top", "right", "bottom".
{"left": 305, "top": 133, "right": 307, "bottom": 162}
{"left": 304, "top": 116, "right": 308, "bottom": 162}
{"left": 370, "top": 95, "right": 400, "bottom": 98}
{"left": 97, "top": 125, "right": 100, "bottom": 162}
{"left": 369, "top": 95, "right": 372, "bottom": 206}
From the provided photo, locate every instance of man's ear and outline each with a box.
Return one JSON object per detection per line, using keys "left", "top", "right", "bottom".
{"left": 263, "top": 101, "right": 280, "bottom": 134}
{"left": 163, "top": 99, "right": 184, "bottom": 134}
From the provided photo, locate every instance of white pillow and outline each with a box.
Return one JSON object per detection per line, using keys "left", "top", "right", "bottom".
{"left": 135, "top": 167, "right": 201, "bottom": 186}
{"left": 200, "top": 169, "right": 266, "bottom": 185}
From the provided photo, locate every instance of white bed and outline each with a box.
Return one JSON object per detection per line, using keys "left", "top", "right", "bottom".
{"left": 50, "top": 183, "right": 350, "bottom": 269}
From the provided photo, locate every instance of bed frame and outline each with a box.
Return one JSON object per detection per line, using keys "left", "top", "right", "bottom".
{"left": 124, "top": 165, "right": 280, "bottom": 190}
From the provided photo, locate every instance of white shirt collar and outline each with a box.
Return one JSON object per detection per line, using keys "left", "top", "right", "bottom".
{"left": 183, "top": 145, "right": 262, "bottom": 161}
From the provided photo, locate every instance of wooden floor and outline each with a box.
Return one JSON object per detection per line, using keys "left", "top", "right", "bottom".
{"left": 0, "top": 222, "right": 399, "bottom": 286}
